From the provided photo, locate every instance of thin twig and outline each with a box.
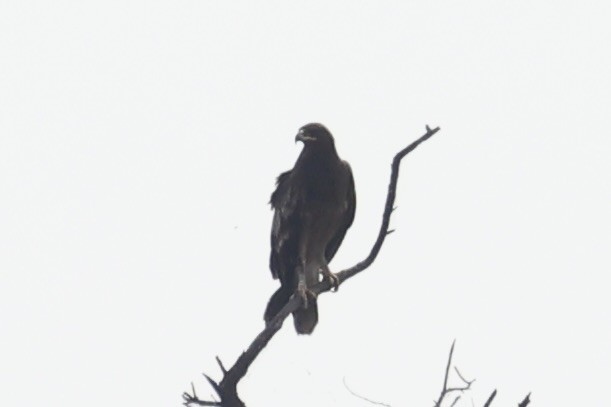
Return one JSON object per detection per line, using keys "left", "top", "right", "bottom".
{"left": 184, "top": 125, "right": 441, "bottom": 407}
{"left": 182, "top": 392, "right": 221, "bottom": 407}
{"left": 450, "top": 395, "right": 461, "bottom": 407}
{"left": 216, "top": 356, "right": 227, "bottom": 375}
{"left": 455, "top": 367, "right": 472, "bottom": 386}
{"left": 343, "top": 377, "right": 392, "bottom": 407}
{"left": 435, "top": 340, "right": 456, "bottom": 407}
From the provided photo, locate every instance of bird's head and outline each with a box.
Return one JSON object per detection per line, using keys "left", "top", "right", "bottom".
{"left": 295, "top": 123, "right": 335, "bottom": 149}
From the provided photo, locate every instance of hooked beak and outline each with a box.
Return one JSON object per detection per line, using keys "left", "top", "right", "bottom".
{"left": 295, "top": 130, "right": 315, "bottom": 143}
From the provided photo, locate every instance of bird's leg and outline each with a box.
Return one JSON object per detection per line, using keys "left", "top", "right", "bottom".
{"left": 319, "top": 264, "right": 340, "bottom": 292}
{"left": 296, "top": 259, "right": 310, "bottom": 308}
{"left": 295, "top": 259, "right": 317, "bottom": 309}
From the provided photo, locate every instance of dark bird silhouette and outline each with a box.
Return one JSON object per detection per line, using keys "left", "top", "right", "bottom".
{"left": 264, "top": 123, "right": 356, "bottom": 334}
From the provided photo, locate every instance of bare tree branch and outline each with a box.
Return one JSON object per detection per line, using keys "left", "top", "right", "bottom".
{"left": 482, "top": 389, "right": 497, "bottom": 407}
{"left": 183, "top": 125, "right": 441, "bottom": 407}
{"left": 335, "top": 124, "right": 440, "bottom": 283}
{"left": 518, "top": 392, "right": 531, "bottom": 407}
{"left": 434, "top": 340, "right": 474, "bottom": 407}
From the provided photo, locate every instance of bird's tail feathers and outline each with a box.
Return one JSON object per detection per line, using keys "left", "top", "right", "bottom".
{"left": 293, "top": 293, "right": 318, "bottom": 334}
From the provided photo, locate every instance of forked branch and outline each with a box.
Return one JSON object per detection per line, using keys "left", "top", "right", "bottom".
{"left": 183, "top": 125, "right": 441, "bottom": 407}
{"left": 434, "top": 340, "right": 475, "bottom": 407}
{"left": 432, "top": 342, "right": 531, "bottom": 407}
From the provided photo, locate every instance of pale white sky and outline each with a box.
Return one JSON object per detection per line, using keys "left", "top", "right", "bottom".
{"left": 1, "top": 2, "right": 610, "bottom": 406}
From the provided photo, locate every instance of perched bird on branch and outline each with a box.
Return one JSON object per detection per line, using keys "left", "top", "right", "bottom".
{"left": 264, "top": 123, "right": 356, "bottom": 334}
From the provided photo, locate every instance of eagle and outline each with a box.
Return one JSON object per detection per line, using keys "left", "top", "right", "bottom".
{"left": 264, "top": 123, "right": 356, "bottom": 334}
